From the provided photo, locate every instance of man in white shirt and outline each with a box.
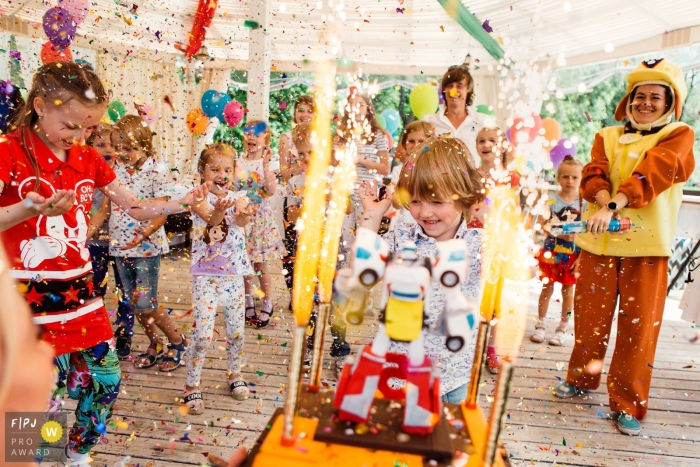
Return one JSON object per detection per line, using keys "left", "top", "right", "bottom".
{"left": 423, "top": 65, "right": 489, "bottom": 163}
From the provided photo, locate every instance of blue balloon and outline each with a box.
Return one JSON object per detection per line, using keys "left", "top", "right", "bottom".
{"left": 201, "top": 90, "right": 232, "bottom": 119}
{"left": 380, "top": 108, "right": 401, "bottom": 135}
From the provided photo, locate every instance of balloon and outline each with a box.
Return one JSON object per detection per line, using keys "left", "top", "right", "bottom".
{"left": 540, "top": 118, "right": 562, "bottom": 148}
{"left": 376, "top": 114, "right": 387, "bottom": 131}
{"left": 135, "top": 103, "right": 157, "bottom": 125}
{"left": 409, "top": 83, "right": 439, "bottom": 119}
{"left": 223, "top": 101, "right": 245, "bottom": 127}
{"left": 43, "top": 7, "right": 77, "bottom": 49}
{"left": 186, "top": 108, "right": 209, "bottom": 136}
{"left": 59, "top": 0, "right": 89, "bottom": 25}
{"left": 476, "top": 104, "right": 496, "bottom": 117}
{"left": 107, "top": 101, "right": 127, "bottom": 123}
{"left": 509, "top": 115, "right": 542, "bottom": 145}
{"left": 40, "top": 42, "right": 73, "bottom": 64}
{"left": 505, "top": 128, "right": 512, "bottom": 143}
{"left": 437, "top": 84, "right": 444, "bottom": 105}
{"left": 201, "top": 90, "right": 231, "bottom": 119}
{"left": 380, "top": 108, "right": 401, "bottom": 135}
{"left": 549, "top": 138, "right": 577, "bottom": 168}
{"left": 385, "top": 130, "right": 394, "bottom": 150}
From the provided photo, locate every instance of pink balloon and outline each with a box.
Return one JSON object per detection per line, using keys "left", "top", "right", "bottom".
{"left": 136, "top": 103, "right": 157, "bottom": 125}
{"left": 223, "top": 101, "right": 244, "bottom": 127}
{"left": 59, "top": 0, "right": 89, "bottom": 25}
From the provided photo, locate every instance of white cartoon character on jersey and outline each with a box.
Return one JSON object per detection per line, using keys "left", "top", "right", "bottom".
{"left": 17, "top": 177, "right": 91, "bottom": 269}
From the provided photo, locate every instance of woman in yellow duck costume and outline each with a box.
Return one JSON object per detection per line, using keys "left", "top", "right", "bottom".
{"left": 555, "top": 59, "right": 696, "bottom": 436}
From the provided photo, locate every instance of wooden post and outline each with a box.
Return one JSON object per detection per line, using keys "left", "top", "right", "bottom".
{"left": 247, "top": 0, "right": 270, "bottom": 121}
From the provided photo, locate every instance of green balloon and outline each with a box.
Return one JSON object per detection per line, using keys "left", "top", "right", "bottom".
{"left": 107, "top": 101, "right": 126, "bottom": 123}
{"left": 409, "top": 83, "right": 439, "bottom": 119}
{"left": 376, "top": 114, "right": 387, "bottom": 130}
{"left": 476, "top": 104, "right": 496, "bottom": 116}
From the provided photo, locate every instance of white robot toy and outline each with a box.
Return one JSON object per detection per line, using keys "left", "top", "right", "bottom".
{"left": 333, "top": 228, "right": 476, "bottom": 435}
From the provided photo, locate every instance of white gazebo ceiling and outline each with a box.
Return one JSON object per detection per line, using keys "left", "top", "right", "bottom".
{"left": 2, "top": 0, "right": 700, "bottom": 74}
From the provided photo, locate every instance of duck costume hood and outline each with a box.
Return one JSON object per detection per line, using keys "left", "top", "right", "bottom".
{"left": 614, "top": 58, "right": 687, "bottom": 131}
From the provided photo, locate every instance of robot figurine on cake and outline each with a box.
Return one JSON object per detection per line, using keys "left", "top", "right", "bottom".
{"left": 333, "top": 228, "right": 477, "bottom": 435}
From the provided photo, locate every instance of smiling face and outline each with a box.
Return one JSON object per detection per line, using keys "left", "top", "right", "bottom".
{"left": 443, "top": 78, "right": 468, "bottom": 111}
{"left": 210, "top": 225, "right": 226, "bottom": 243}
{"left": 294, "top": 104, "right": 314, "bottom": 124}
{"left": 33, "top": 97, "right": 105, "bottom": 157}
{"left": 202, "top": 153, "right": 235, "bottom": 195}
{"left": 111, "top": 131, "right": 146, "bottom": 167}
{"left": 243, "top": 129, "right": 268, "bottom": 154}
{"left": 630, "top": 84, "right": 669, "bottom": 124}
{"left": 476, "top": 128, "right": 501, "bottom": 168}
{"left": 295, "top": 141, "right": 313, "bottom": 166}
{"left": 408, "top": 193, "right": 462, "bottom": 242}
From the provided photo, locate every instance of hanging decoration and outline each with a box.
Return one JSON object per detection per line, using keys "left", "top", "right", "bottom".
{"left": 8, "top": 35, "right": 25, "bottom": 89}
{"left": 436, "top": 0, "right": 505, "bottom": 62}
{"left": 175, "top": 0, "right": 219, "bottom": 60}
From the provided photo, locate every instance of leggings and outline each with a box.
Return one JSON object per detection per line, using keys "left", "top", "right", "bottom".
{"left": 186, "top": 275, "right": 246, "bottom": 387}
{"left": 51, "top": 342, "right": 121, "bottom": 454}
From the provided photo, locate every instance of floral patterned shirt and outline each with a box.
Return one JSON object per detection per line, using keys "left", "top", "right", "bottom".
{"left": 109, "top": 158, "right": 171, "bottom": 257}
{"left": 383, "top": 220, "right": 484, "bottom": 395}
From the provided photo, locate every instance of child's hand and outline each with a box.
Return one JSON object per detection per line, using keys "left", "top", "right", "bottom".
{"left": 27, "top": 190, "right": 76, "bottom": 217}
{"left": 120, "top": 226, "right": 147, "bottom": 250}
{"left": 358, "top": 180, "right": 393, "bottom": 220}
{"left": 234, "top": 196, "right": 250, "bottom": 215}
{"left": 181, "top": 182, "right": 211, "bottom": 208}
{"left": 214, "top": 197, "right": 237, "bottom": 213}
{"left": 570, "top": 255, "right": 581, "bottom": 274}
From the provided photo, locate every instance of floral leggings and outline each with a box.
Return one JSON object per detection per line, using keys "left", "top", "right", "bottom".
{"left": 51, "top": 341, "right": 121, "bottom": 454}
{"left": 186, "top": 275, "right": 246, "bottom": 387}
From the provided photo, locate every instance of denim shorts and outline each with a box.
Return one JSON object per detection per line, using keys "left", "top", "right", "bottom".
{"left": 442, "top": 384, "right": 467, "bottom": 404}
{"left": 113, "top": 256, "right": 161, "bottom": 313}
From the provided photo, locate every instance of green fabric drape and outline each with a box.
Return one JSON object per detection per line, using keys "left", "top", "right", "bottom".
{"left": 437, "top": 0, "right": 505, "bottom": 62}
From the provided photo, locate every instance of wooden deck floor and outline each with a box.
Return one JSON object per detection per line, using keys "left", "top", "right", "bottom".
{"left": 70, "top": 249, "right": 699, "bottom": 467}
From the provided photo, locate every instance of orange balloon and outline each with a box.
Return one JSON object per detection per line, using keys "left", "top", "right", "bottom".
{"left": 40, "top": 41, "right": 73, "bottom": 64}
{"left": 186, "top": 108, "right": 209, "bottom": 135}
{"left": 541, "top": 118, "right": 562, "bottom": 148}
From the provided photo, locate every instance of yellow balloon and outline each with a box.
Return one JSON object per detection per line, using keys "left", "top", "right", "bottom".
{"left": 186, "top": 108, "right": 209, "bottom": 136}
{"left": 409, "top": 83, "right": 439, "bottom": 119}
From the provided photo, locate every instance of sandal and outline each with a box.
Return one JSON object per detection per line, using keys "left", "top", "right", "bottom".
{"left": 530, "top": 324, "right": 547, "bottom": 343}
{"left": 229, "top": 376, "right": 250, "bottom": 400}
{"left": 159, "top": 335, "right": 188, "bottom": 372}
{"left": 549, "top": 327, "right": 567, "bottom": 346}
{"left": 182, "top": 390, "right": 204, "bottom": 415}
{"left": 485, "top": 346, "right": 499, "bottom": 374}
{"left": 256, "top": 307, "right": 274, "bottom": 328}
{"left": 134, "top": 340, "right": 165, "bottom": 368}
{"left": 245, "top": 306, "right": 258, "bottom": 326}
{"left": 115, "top": 327, "right": 133, "bottom": 360}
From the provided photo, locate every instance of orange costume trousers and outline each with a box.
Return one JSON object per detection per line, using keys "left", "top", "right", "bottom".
{"left": 566, "top": 250, "right": 668, "bottom": 419}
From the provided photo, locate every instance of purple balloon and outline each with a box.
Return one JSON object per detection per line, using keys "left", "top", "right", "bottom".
{"left": 43, "top": 7, "right": 77, "bottom": 49}
{"left": 505, "top": 127, "right": 512, "bottom": 143}
{"left": 438, "top": 84, "right": 444, "bottom": 105}
{"left": 549, "top": 138, "right": 577, "bottom": 168}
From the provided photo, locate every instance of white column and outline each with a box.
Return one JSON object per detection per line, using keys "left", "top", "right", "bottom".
{"left": 247, "top": 0, "right": 271, "bottom": 121}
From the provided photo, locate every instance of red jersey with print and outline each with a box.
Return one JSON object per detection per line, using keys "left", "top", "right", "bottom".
{"left": 0, "top": 130, "right": 117, "bottom": 355}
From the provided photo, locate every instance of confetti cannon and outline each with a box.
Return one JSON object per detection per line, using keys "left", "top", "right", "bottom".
{"left": 548, "top": 217, "right": 632, "bottom": 236}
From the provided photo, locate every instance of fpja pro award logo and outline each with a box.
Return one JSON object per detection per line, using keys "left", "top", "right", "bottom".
{"left": 5, "top": 412, "right": 68, "bottom": 463}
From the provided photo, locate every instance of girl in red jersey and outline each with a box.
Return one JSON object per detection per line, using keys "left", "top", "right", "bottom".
{"left": 0, "top": 61, "right": 208, "bottom": 466}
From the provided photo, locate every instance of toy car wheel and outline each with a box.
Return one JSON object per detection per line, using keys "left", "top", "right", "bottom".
{"left": 346, "top": 311, "right": 363, "bottom": 326}
{"left": 440, "top": 271, "right": 459, "bottom": 287}
{"left": 446, "top": 335, "right": 464, "bottom": 352}
{"left": 358, "top": 269, "right": 378, "bottom": 287}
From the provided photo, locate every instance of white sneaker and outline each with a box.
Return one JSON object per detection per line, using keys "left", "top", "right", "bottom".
{"left": 57, "top": 446, "right": 92, "bottom": 467}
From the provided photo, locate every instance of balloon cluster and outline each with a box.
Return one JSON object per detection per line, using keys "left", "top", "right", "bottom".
{"left": 40, "top": 0, "right": 89, "bottom": 64}
{"left": 504, "top": 115, "right": 576, "bottom": 169}
{"left": 187, "top": 90, "right": 244, "bottom": 136}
